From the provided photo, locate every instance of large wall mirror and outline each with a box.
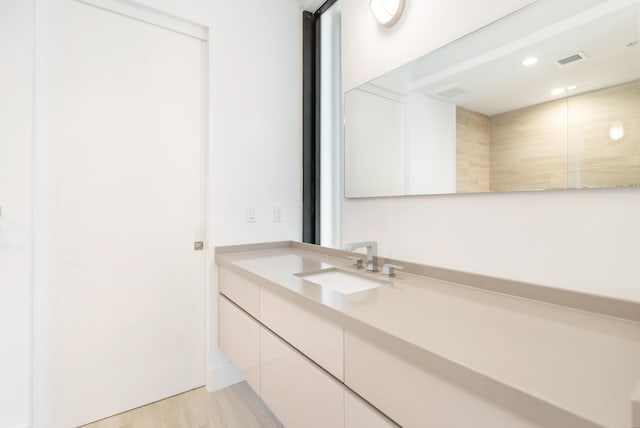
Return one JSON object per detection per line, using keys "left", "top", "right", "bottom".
{"left": 344, "top": 0, "right": 640, "bottom": 197}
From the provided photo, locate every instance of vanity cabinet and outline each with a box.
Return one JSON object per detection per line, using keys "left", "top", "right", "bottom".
{"left": 218, "top": 267, "right": 398, "bottom": 427}
{"left": 344, "top": 332, "right": 541, "bottom": 428}
{"left": 219, "top": 296, "right": 261, "bottom": 393}
{"left": 345, "top": 390, "right": 397, "bottom": 428}
{"left": 260, "top": 287, "right": 344, "bottom": 380}
{"left": 261, "top": 328, "right": 345, "bottom": 428}
{"left": 217, "top": 243, "right": 640, "bottom": 428}
{"left": 218, "top": 266, "right": 545, "bottom": 428}
{"left": 219, "top": 267, "right": 259, "bottom": 317}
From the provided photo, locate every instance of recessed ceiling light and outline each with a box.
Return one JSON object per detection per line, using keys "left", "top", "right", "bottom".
{"left": 522, "top": 57, "right": 538, "bottom": 66}
{"left": 567, "top": 85, "right": 577, "bottom": 90}
{"left": 550, "top": 88, "right": 565, "bottom": 96}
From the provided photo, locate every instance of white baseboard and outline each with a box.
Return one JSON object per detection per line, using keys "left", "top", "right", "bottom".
{"left": 208, "top": 361, "right": 244, "bottom": 392}
{"left": 207, "top": 346, "right": 244, "bottom": 392}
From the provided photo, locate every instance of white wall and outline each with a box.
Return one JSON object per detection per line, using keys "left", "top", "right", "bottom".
{"left": 0, "top": 1, "right": 34, "bottom": 427}
{"left": 341, "top": 0, "right": 640, "bottom": 302}
{"left": 207, "top": 0, "right": 303, "bottom": 387}
{"left": 407, "top": 93, "right": 456, "bottom": 195}
{"left": 345, "top": 89, "right": 405, "bottom": 197}
{"left": 1, "top": 0, "right": 303, "bottom": 425}
{"left": 208, "top": 0, "right": 302, "bottom": 246}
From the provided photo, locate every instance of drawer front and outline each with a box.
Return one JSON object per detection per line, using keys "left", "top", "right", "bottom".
{"left": 260, "top": 287, "right": 344, "bottom": 380}
{"left": 344, "top": 332, "right": 542, "bottom": 428}
{"left": 261, "top": 328, "right": 344, "bottom": 428}
{"left": 219, "top": 296, "right": 260, "bottom": 392}
{"left": 218, "top": 267, "right": 259, "bottom": 317}
{"left": 345, "top": 389, "right": 398, "bottom": 428}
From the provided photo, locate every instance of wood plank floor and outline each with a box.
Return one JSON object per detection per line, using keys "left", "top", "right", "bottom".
{"left": 81, "top": 382, "right": 283, "bottom": 428}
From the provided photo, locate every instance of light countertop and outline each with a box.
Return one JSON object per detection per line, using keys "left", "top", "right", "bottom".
{"left": 216, "top": 242, "right": 640, "bottom": 428}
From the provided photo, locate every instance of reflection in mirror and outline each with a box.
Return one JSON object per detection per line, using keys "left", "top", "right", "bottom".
{"left": 344, "top": 0, "right": 640, "bottom": 198}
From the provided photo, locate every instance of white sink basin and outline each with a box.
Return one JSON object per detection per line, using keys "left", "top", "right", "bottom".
{"left": 296, "top": 268, "right": 389, "bottom": 294}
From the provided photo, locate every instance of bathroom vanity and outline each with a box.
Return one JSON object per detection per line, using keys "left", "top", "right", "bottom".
{"left": 216, "top": 241, "right": 640, "bottom": 428}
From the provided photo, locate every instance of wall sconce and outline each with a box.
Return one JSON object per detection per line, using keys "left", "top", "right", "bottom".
{"left": 370, "top": 0, "right": 405, "bottom": 27}
{"left": 609, "top": 122, "right": 624, "bottom": 141}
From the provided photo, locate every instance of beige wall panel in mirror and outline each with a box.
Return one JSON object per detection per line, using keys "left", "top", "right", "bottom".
{"left": 344, "top": 0, "right": 640, "bottom": 198}
{"left": 568, "top": 80, "right": 640, "bottom": 188}
{"left": 456, "top": 107, "right": 490, "bottom": 193}
{"left": 489, "top": 99, "right": 568, "bottom": 192}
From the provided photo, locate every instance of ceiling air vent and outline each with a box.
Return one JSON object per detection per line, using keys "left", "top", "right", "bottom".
{"left": 434, "top": 86, "right": 468, "bottom": 98}
{"left": 556, "top": 51, "right": 588, "bottom": 67}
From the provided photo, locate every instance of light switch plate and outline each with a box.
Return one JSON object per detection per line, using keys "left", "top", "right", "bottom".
{"left": 273, "top": 206, "right": 282, "bottom": 223}
{"left": 246, "top": 206, "right": 256, "bottom": 223}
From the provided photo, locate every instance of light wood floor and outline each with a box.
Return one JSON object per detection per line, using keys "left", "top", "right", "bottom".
{"left": 80, "top": 382, "right": 283, "bottom": 428}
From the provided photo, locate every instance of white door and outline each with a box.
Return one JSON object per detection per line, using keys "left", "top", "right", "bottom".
{"left": 34, "top": 1, "right": 207, "bottom": 427}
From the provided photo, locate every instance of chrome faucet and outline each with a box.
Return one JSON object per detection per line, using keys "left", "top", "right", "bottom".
{"left": 346, "top": 241, "right": 378, "bottom": 272}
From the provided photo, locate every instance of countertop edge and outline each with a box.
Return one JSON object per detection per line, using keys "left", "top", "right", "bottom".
{"left": 215, "top": 241, "right": 640, "bottom": 324}
{"left": 215, "top": 253, "right": 604, "bottom": 428}
{"left": 214, "top": 240, "right": 292, "bottom": 254}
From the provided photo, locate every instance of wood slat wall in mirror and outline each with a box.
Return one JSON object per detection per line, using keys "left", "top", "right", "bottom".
{"left": 484, "top": 80, "right": 640, "bottom": 192}
{"left": 344, "top": 0, "right": 640, "bottom": 198}
{"left": 456, "top": 107, "right": 490, "bottom": 193}
{"left": 569, "top": 80, "right": 640, "bottom": 188}
{"left": 489, "top": 99, "right": 569, "bottom": 191}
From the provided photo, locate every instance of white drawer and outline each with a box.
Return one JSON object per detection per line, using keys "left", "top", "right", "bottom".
{"left": 260, "top": 287, "right": 344, "bottom": 380}
{"left": 261, "top": 328, "right": 344, "bottom": 428}
{"left": 218, "top": 267, "right": 259, "bottom": 317}
{"left": 344, "top": 332, "right": 542, "bottom": 428}
{"left": 218, "top": 296, "right": 260, "bottom": 393}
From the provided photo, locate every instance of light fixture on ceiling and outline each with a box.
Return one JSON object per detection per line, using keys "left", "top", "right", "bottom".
{"left": 550, "top": 87, "right": 565, "bottom": 96}
{"left": 567, "top": 85, "right": 577, "bottom": 90}
{"left": 370, "top": 0, "right": 405, "bottom": 27}
{"left": 609, "top": 122, "right": 624, "bottom": 141}
{"left": 522, "top": 57, "right": 538, "bottom": 66}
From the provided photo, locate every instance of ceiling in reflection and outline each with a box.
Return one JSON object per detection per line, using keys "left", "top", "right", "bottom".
{"left": 370, "top": 1, "right": 640, "bottom": 116}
